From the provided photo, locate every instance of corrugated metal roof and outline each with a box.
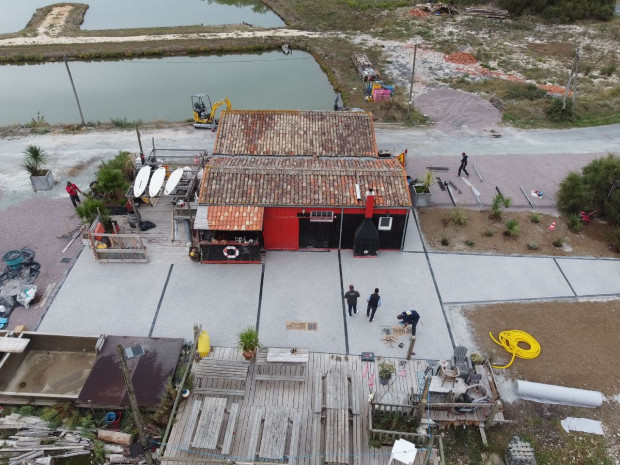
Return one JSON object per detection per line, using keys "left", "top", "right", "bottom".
{"left": 198, "top": 157, "right": 411, "bottom": 207}
{"left": 214, "top": 110, "right": 378, "bottom": 157}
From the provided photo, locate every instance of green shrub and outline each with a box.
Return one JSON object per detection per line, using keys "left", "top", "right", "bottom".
{"left": 440, "top": 236, "right": 450, "bottom": 246}
{"left": 546, "top": 98, "right": 574, "bottom": 122}
{"left": 505, "top": 218, "right": 520, "bottom": 236}
{"left": 611, "top": 227, "right": 620, "bottom": 252}
{"left": 76, "top": 198, "right": 110, "bottom": 226}
{"left": 553, "top": 238, "right": 564, "bottom": 248}
{"left": 110, "top": 117, "right": 143, "bottom": 129}
{"left": 568, "top": 213, "right": 583, "bottom": 233}
{"left": 484, "top": 229, "right": 494, "bottom": 237}
{"left": 528, "top": 242, "right": 538, "bottom": 250}
{"left": 491, "top": 193, "right": 512, "bottom": 219}
{"left": 504, "top": 82, "right": 547, "bottom": 101}
{"left": 600, "top": 63, "right": 617, "bottom": 77}
{"left": 465, "top": 240, "right": 475, "bottom": 247}
{"left": 530, "top": 213, "right": 541, "bottom": 223}
{"left": 557, "top": 154, "right": 620, "bottom": 225}
{"left": 451, "top": 207, "right": 468, "bottom": 226}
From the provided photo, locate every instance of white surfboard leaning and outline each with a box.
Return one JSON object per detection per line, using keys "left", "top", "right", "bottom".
{"left": 134, "top": 166, "right": 151, "bottom": 197}
{"left": 149, "top": 167, "right": 167, "bottom": 197}
{"left": 164, "top": 168, "right": 184, "bottom": 195}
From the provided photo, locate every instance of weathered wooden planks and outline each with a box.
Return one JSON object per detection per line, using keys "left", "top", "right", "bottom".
{"left": 220, "top": 403, "right": 239, "bottom": 455}
{"left": 325, "top": 409, "right": 349, "bottom": 465}
{"left": 191, "top": 397, "right": 226, "bottom": 450}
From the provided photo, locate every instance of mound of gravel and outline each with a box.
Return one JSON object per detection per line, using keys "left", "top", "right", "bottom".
{"left": 414, "top": 88, "right": 501, "bottom": 131}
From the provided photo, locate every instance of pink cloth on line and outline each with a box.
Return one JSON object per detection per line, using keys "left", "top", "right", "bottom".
{"left": 363, "top": 362, "right": 369, "bottom": 379}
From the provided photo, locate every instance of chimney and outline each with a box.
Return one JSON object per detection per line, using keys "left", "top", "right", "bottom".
{"left": 365, "top": 188, "right": 375, "bottom": 218}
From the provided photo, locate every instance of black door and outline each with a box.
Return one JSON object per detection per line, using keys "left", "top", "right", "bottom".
{"left": 299, "top": 219, "right": 339, "bottom": 248}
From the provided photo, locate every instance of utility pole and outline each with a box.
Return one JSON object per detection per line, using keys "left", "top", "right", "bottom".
{"left": 562, "top": 45, "right": 581, "bottom": 113}
{"left": 136, "top": 126, "right": 144, "bottom": 155}
{"left": 63, "top": 54, "right": 85, "bottom": 126}
{"left": 408, "top": 43, "right": 418, "bottom": 113}
{"left": 116, "top": 345, "right": 154, "bottom": 465}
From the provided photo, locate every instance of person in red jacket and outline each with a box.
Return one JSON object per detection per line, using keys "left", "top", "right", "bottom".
{"left": 66, "top": 181, "right": 82, "bottom": 207}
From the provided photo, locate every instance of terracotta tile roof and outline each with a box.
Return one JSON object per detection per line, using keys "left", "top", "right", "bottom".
{"left": 214, "top": 110, "right": 378, "bottom": 157}
{"left": 198, "top": 205, "right": 264, "bottom": 231}
{"left": 198, "top": 157, "right": 411, "bottom": 208}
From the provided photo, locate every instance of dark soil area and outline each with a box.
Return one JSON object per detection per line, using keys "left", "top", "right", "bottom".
{"left": 418, "top": 208, "right": 620, "bottom": 257}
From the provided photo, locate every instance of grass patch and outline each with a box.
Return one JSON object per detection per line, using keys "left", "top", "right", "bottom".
{"left": 110, "top": 117, "right": 143, "bottom": 129}
{"left": 450, "top": 207, "right": 468, "bottom": 226}
{"left": 440, "top": 236, "right": 450, "bottom": 246}
{"left": 530, "top": 213, "right": 541, "bottom": 223}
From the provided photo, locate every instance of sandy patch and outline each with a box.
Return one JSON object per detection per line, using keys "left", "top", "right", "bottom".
{"left": 37, "top": 5, "right": 73, "bottom": 37}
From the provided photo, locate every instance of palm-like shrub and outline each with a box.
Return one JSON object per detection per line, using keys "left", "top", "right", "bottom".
{"left": 22, "top": 144, "right": 48, "bottom": 176}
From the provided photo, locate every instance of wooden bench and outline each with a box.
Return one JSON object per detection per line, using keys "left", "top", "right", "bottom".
{"left": 180, "top": 399, "right": 202, "bottom": 450}
{"left": 254, "top": 373, "right": 306, "bottom": 382}
{"left": 191, "top": 397, "right": 227, "bottom": 450}
{"left": 195, "top": 359, "right": 250, "bottom": 381}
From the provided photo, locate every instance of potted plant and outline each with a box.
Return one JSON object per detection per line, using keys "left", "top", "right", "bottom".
{"left": 378, "top": 360, "right": 395, "bottom": 385}
{"left": 23, "top": 144, "right": 54, "bottom": 191}
{"left": 412, "top": 170, "right": 434, "bottom": 207}
{"left": 238, "top": 326, "right": 261, "bottom": 360}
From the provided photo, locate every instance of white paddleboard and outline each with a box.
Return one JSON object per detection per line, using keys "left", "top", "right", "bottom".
{"left": 149, "top": 167, "right": 167, "bottom": 197}
{"left": 134, "top": 166, "right": 151, "bottom": 197}
{"left": 164, "top": 168, "right": 184, "bottom": 195}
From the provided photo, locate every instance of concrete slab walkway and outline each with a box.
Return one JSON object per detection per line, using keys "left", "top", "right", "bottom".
{"left": 341, "top": 250, "right": 453, "bottom": 361}
{"left": 38, "top": 210, "right": 620, "bottom": 361}
{"left": 259, "top": 251, "right": 345, "bottom": 354}
{"left": 150, "top": 262, "right": 262, "bottom": 343}
{"left": 429, "top": 253, "right": 575, "bottom": 303}
{"left": 38, "top": 252, "right": 170, "bottom": 336}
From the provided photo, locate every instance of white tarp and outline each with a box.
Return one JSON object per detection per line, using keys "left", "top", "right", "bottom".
{"left": 560, "top": 417, "right": 604, "bottom": 435}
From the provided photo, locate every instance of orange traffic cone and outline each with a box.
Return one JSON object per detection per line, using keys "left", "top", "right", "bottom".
{"left": 548, "top": 221, "right": 556, "bottom": 231}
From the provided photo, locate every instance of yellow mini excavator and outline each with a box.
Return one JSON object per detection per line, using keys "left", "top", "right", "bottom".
{"left": 192, "top": 94, "right": 232, "bottom": 129}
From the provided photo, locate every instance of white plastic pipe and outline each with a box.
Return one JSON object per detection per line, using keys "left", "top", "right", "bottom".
{"left": 516, "top": 380, "right": 603, "bottom": 408}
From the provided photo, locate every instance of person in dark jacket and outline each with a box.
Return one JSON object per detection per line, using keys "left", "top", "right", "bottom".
{"left": 344, "top": 284, "right": 360, "bottom": 317}
{"left": 458, "top": 152, "right": 469, "bottom": 177}
{"left": 66, "top": 181, "right": 82, "bottom": 207}
{"left": 397, "top": 310, "right": 420, "bottom": 335}
{"left": 366, "top": 288, "right": 382, "bottom": 322}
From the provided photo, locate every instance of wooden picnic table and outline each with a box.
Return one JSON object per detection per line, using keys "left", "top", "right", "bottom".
{"left": 266, "top": 347, "right": 309, "bottom": 363}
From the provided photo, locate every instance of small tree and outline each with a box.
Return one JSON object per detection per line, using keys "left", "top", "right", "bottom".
{"left": 491, "top": 193, "right": 512, "bottom": 219}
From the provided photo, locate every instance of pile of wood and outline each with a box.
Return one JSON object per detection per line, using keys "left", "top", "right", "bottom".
{"left": 415, "top": 3, "right": 458, "bottom": 15}
{"left": 0, "top": 413, "right": 141, "bottom": 465}
{"left": 464, "top": 7, "right": 509, "bottom": 18}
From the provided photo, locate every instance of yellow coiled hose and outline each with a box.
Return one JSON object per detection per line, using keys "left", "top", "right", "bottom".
{"left": 489, "top": 330, "right": 541, "bottom": 369}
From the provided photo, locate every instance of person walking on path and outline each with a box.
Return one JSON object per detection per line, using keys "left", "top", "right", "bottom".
{"left": 458, "top": 152, "right": 469, "bottom": 177}
{"left": 344, "top": 284, "right": 360, "bottom": 318}
{"left": 66, "top": 181, "right": 82, "bottom": 207}
{"left": 366, "top": 288, "right": 381, "bottom": 322}
{"left": 397, "top": 310, "right": 420, "bottom": 335}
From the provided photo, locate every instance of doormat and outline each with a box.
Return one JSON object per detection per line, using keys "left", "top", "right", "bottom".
{"left": 286, "top": 321, "right": 318, "bottom": 331}
{"left": 382, "top": 326, "right": 409, "bottom": 336}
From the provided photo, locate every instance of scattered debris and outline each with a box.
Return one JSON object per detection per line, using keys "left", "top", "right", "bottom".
{"left": 415, "top": 3, "right": 458, "bottom": 15}
{"left": 464, "top": 7, "right": 509, "bottom": 19}
{"left": 560, "top": 417, "right": 604, "bottom": 435}
{"left": 351, "top": 52, "right": 379, "bottom": 82}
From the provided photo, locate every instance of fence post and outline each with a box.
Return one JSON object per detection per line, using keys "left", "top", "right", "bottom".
{"left": 414, "top": 376, "right": 431, "bottom": 428}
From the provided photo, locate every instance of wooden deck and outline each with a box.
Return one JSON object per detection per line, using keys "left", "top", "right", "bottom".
{"left": 160, "top": 348, "right": 482, "bottom": 465}
{"left": 112, "top": 200, "right": 192, "bottom": 264}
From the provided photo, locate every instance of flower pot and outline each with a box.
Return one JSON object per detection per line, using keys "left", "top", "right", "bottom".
{"left": 242, "top": 348, "right": 257, "bottom": 360}
{"left": 29, "top": 169, "right": 54, "bottom": 191}
{"left": 379, "top": 375, "right": 391, "bottom": 385}
{"left": 412, "top": 187, "right": 431, "bottom": 207}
